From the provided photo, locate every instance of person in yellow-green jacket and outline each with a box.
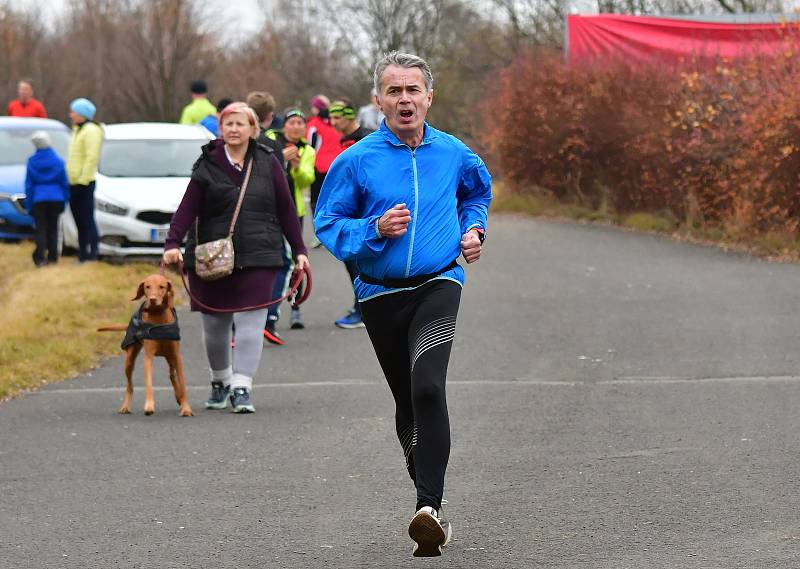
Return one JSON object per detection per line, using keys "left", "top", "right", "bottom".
{"left": 263, "top": 107, "right": 316, "bottom": 341}
{"left": 178, "top": 80, "right": 217, "bottom": 125}
{"left": 66, "top": 97, "right": 103, "bottom": 262}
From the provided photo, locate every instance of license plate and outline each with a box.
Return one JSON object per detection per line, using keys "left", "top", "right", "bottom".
{"left": 150, "top": 228, "right": 169, "bottom": 242}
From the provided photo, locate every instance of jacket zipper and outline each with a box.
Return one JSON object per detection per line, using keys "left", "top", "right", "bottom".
{"left": 406, "top": 147, "right": 419, "bottom": 278}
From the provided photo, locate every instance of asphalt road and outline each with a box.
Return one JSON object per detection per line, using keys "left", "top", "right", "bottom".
{"left": 2, "top": 214, "right": 800, "bottom": 568}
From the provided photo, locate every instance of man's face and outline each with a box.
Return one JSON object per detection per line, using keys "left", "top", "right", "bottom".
{"left": 330, "top": 114, "right": 348, "bottom": 133}
{"left": 376, "top": 65, "right": 432, "bottom": 138}
{"left": 18, "top": 81, "right": 33, "bottom": 102}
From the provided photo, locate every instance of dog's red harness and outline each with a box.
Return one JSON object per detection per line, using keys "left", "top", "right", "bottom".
{"left": 161, "top": 261, "right": 312, "bottom": 314}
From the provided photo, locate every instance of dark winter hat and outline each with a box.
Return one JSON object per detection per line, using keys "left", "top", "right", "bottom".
{"left": 216, "top": 97, "right": 233, "bottom": 112}
{"left": 310, "top": 95, "right": 329, "bottom": 111}
{"left": 283, "top": 108, "right": 306, "bottom": 122}
{"left": 190, "top": 79, "right": 208, "bottom": 94}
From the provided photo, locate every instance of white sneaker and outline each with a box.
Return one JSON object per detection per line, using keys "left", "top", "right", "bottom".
{"left": 439, "top": 499, "right": 453, "bottom": 547}
{"left": 409, "top": 506, "right": 451, "bottom": 557}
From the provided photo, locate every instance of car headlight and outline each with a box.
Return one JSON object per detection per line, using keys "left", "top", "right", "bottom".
{"left": 10, "top": 194, "right": 28, "bottom": 214}
{"left": 95, "top": 198, "right": 128, "bottom": 216}
{"left": 0, "top": 192, "right": 29, "bottom": 214}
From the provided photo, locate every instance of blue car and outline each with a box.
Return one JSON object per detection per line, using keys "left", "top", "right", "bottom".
{"left": 0, "top": 117, "right": 71, "bottom": 240}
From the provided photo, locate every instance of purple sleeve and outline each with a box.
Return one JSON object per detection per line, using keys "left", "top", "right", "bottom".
{"left": 165, "top": 179, "right": 202, "bottom": 250}
{"left": 272, "top": 156, "right": 307, "bottom": 257}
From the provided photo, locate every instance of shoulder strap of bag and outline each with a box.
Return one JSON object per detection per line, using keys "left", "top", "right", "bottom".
{"left": 227, "top": 157, "right": 254, "bottom": 236}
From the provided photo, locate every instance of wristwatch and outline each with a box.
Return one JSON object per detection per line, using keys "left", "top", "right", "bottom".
{"left": 472, "top": 228, "right": 485, "bottom": 244}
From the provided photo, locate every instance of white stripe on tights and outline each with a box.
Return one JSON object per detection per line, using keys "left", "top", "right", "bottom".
{"left": 411, "top": 316, "right": 456, "bottom": 370}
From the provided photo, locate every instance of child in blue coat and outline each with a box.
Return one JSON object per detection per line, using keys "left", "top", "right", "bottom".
{"left": 25, "top": 131, "right": 70, "bottom": 266}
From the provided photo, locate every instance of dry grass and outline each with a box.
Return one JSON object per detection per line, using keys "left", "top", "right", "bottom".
{"left": 622, "top": 212, "right": 679, "bottom": 233}
{"left": 490, "top": 182, "right": 610, "bottom": 223}
{"left": 0, "top": 242, "right": 179, "bottom": 400}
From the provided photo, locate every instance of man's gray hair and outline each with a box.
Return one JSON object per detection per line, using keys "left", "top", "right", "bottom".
{"left": 373, "top": 51, "right": 434, "bottom": 94}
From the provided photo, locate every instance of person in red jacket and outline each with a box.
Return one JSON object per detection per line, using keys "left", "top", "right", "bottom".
{"left": 7, "top": 79, "right": 47, "bottom": 118}
{"left": 305, "top": 94, "right": 341, "bottom": 245}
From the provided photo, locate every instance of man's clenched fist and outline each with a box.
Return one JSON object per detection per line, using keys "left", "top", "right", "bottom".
{"left": 460, "top": 230, "right": 482, "bottom": 263}
{"left": 378, "top": 203, "right": 412, "bottom": 238}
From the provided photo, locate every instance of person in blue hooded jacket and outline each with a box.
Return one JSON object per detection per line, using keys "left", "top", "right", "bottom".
{"left": 25, "top": 130, "right": 70, "bottom": 266}
{"left": 314, "top": 51, "right": 492, "bottom": 558}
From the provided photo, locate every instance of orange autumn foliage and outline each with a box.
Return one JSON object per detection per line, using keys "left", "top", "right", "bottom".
{"left": 482, "top": 48, "right": 800, "bottom": 237}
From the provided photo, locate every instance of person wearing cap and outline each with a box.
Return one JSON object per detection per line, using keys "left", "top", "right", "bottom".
{"left": 305, "top": 95, "right": 340, "bottom": 230}
{"left": 24, "top": 131, "right": 69, "bottom": 266}
{"left": 329, "top": 98, "right": 373, "bottom": 150}
{"left": 66, "top": 97, "right": 103, "bottom": 262}
{"left": 7, "top": 79, "right": 47, "bottom": 118}
{"left": 325, "top": 98, "right": 374, "bottom": 329}
{"left": 314, "top": 52, "right": 491, "bottom": 558}
{"left": 261, "top": 107, "right": 316, "bottom": 339}
{"left": 179, "top": 79, "right": 217, "bottom": 125}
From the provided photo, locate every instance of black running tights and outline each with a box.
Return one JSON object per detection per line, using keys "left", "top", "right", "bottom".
{"left": 360, "top": 279, "right": 461, "bottom": 512}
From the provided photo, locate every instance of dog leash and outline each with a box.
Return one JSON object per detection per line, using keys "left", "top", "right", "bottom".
{"left": 162, "top": 261, "right": 312, "bottom": 314}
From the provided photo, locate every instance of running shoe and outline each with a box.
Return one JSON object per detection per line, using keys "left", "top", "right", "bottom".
{"left": 263, "top": 320, "right": 285, "bottom": 345}
{"left": 290, "top": 307, "right": 305, "bottom": 329}
{"left": 310, "top": 236, "right": 323, "bottom": 249}
{"left": 205, "top": 381, "right": 230, "bottom": 410}
{"left": 334, "top": 308, "right": 365, "bottom": 329}
{"left": 408, "top": 506, "right": 450, "bottom": 557}
{"left": 229, "top": 387, "right": 255, "bottom": 413}
{"left": 440, "top": 505, "right": 453, "bottom": 548}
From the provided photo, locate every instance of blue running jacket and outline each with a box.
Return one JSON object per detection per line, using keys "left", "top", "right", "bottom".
{"left": 314, "top": 122, "right": 492, "bottom": 302}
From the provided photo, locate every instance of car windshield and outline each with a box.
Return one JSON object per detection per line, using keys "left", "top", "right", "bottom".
{"left": 99, "top": 139, "right": 206, "bottom": 177}
{"left": 0, "top": 128, "right": 71, "bottom": 165}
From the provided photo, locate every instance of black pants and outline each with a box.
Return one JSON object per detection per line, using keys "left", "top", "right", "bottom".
{"left": 309, "top": 169, "right": 326, "bottom": 216}
{"left": 360, "top": 279, "right": 461, "bottom": 511}
{"left": 31, "top": 201, "right": 64, "bottom": 265}
{"left": 69, "top": 182, "right": 99, "bottom": 261}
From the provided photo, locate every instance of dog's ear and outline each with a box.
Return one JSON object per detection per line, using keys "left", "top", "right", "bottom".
{"left": 166, "top": 280, "right": 174, "bottom": 308}
{"left": 132, "top": 281, "right": 145, "bottom": 301}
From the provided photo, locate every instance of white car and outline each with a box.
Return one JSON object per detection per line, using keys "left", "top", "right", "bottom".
{"left": 63, "top": 122, "right": 215, "bottom": 257}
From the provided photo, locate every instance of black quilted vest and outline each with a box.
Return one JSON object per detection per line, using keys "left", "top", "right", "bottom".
{"left": 184, "top": 140, "right": 284, "bottom": 270}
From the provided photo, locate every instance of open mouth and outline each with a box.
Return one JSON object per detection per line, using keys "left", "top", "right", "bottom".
{"left": 399, "top": 110, "right": 414, "bottom": 120}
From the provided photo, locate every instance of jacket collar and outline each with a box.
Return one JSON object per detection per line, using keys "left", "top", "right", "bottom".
{"left": 379, "top": 121, "right": 437, "bottom": 148}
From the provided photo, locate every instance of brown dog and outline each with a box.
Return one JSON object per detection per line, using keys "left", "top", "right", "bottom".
{"left": 98, "top": 274, "right": 193, "bottom": 417}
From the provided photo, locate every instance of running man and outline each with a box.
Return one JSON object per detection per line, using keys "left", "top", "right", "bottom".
{"left": 314, "top": 51, "right": 492, "bottom": 557}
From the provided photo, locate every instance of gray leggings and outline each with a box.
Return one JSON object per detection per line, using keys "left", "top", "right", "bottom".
{"left": 201, "top": 308, "right": 269, "bottom": 390}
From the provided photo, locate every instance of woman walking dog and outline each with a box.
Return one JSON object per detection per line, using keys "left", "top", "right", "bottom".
{"left": 163, "top": 102, "right": 309, "bottom": 413}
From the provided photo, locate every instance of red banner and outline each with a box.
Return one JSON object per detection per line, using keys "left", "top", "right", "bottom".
{"left": 567, "top": 14, "right": 800, "bottom": 65}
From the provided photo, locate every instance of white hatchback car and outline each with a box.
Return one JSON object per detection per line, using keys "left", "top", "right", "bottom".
{"left": 63, "top": 122, "right": 214, "bottom": 257}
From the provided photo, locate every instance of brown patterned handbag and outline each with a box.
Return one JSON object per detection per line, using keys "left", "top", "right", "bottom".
{"left": 194, "top": 159, "right": 253, "bottom": 281}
